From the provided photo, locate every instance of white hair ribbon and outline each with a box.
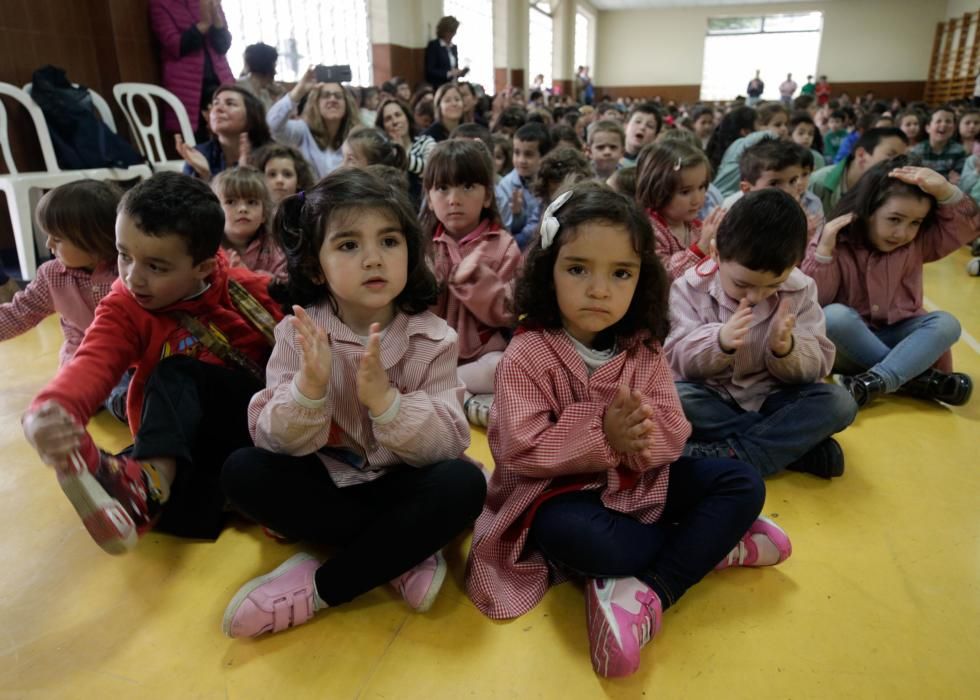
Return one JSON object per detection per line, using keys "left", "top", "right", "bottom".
{"left": 538, "top": 190, "right": 574, "bottom": 250}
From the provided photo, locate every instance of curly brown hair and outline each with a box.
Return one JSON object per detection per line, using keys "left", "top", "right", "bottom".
{"left": 514, "top": 180, "right": 671, "bottom": 348}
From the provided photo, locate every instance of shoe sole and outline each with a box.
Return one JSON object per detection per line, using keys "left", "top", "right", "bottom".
{"left": 413, "top": 550, "right": 447, "bottom": 613}
{"left": 222, "top": 552, "right": 318, "bottom": 637}
{"left": 57, "top": 452, "right": 137, "bottom": 556}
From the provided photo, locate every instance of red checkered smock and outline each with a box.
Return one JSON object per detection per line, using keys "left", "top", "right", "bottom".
{"left": 464, "top": 328, "right": 692, "bottom": 620}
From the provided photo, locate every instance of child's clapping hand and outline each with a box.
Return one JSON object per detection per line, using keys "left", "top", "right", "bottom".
{"left": 291, "top": 305, "right": 332, "bottom": 399}
{"left": 604, "top": 385, "right": 656, "bottom": 456}
{"left": 511, "top": 189, "right": 524, "bottom": 216}
{"left": 769, "top": 298, "right": 796, "bottom": 357}
{"left": 697, "top": 207, "right": 725, "bottom": 253}
{"left": 357, "top": 323, "right": 397, "bottom": 416}
{"left": 719, "top": 298, "right": 754, "bottom": 353}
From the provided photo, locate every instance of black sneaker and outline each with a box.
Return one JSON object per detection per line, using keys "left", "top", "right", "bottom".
{"left": 464, "top": 394, "right": 493, "bottom": 427}
{"left": 838, "top": 371, "right": 887, "bottom": 408}
{"left": 899, "top": 369, "right": 973, "bottom": 406}
{"left": 787, "top": 438, "right": 844, "bottom": 479}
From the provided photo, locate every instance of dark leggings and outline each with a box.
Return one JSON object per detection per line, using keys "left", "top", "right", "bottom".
{"left": 529, "top": 457, "right": 764, "bottom": 609}
{"left": 221, "top": 448, "right": 487, "bottom": 607}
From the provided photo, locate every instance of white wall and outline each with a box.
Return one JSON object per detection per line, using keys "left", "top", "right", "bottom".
{"left": 946, "top": 0, "right": 978, "bottom": 18}
{"left": 595, "top": 0, "right": 947, "bottom": 86}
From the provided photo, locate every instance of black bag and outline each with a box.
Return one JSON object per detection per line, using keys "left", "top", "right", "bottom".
{"left": 30, "top": 65, "right": 143, "bottom": 170}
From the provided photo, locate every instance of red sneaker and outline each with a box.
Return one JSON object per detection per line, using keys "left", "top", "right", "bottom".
{"left": 58, "top": 446, "right": 159, "bottom": 555}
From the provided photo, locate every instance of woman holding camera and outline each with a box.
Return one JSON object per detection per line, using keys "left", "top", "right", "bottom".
{"left": 267, "top": 65, "right": 359, "bottom": 178}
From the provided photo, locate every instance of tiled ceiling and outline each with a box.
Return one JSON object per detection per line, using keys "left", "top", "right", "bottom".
{"left": 589, "top": 0, "right": 821, "bottom": 9}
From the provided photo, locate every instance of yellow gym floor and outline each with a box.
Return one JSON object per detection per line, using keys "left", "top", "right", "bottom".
{"left": 1, "top": 251, "right": 978, "bottom": 699}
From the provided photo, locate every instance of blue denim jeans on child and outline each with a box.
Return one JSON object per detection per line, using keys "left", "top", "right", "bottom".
{"left": 675, "top": 381, "right": 857, "bottom": 476}
{"left": 823, "top": 304, "right": 961, "bottom": 392}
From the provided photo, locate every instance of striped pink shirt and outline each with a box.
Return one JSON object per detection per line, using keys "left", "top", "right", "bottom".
{"left": 0, "top": 259, "right": 116, "bottom": 366}
{"left": 665, "top": 261, "right": 835, "bottom": 412}
{"left": 230, "top": 233, "right": 287, "bottom": 283}
{"left": 248, "top": 303, "right": 471, "bottom": 487}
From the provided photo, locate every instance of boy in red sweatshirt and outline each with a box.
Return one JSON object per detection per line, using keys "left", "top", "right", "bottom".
{"left": 22, "top": 172, "right": 284, "bottom": 554}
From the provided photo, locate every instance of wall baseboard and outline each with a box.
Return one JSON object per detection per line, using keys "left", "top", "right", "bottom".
{"left": 594, "top": 81, "right": 927, "bottom": 105}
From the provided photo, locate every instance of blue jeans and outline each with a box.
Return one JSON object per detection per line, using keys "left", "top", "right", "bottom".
{"left": 675, "top": 381, "right": 857, "bottom": 476}
{"left": 824, "top": 304, "right": 961, "bottom": 392}
{"left": 528, "top": 457, "right": 764, "bottom": 609}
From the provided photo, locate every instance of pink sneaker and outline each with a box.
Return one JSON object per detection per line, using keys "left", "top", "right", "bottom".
{"left": 223, "top": 553, "right": 322, "bottom": 638}
{"left": 57, "top": 447, "right": 159, "bottom": 555}
{"left": 585, "top": 576, "right": 662, "bottom": 678}
{"left": 715, "top": 516, "right": 792, "bottom": 570}
{"left": 390, "top": 551, "right": 447, "bottom": 612}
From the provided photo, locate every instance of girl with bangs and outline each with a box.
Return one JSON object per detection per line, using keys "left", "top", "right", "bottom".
{"left": 422, "top": 140, "right": 522, "bottom": 425}
{"left": 212, "top": 167, "right": 286, "bottom": 281}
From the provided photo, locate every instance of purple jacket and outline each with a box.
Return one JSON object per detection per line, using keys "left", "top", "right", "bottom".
{"left": 149, "top": 0, "right": 233, "bottom": 133}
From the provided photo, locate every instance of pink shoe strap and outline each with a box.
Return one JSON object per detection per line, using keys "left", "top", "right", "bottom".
{"left": 272, "top": 594, "right": 312, "bottom": 632}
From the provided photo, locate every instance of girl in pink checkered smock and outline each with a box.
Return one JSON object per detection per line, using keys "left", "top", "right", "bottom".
{"left": 465, "top": 181, "right": 793, "bottom": 679}
{"left": 0, "top": 181, "right": 119, "bottom": 367}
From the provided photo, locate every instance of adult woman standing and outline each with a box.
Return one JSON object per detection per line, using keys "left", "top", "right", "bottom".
{"left": 420, "top": 83, "right": 465, "bottom": 143}
{"left": 177, "top": 84, "right": 271, "bottom": 180}
{"left": 266, "top": 66, "right": 359, "bottom": 179}
{"left": 149, "top": 0, "right": 234, "bottom": 141}
{"left": 424, "top": 16, "right": 467, "bottom": 89}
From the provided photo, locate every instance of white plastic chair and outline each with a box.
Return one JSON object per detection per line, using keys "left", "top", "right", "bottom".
{"left": 0, "top": 82, "right": 150, "bottom": 280}
{"left": 23, "top": 82, "right": 118, "bottom": 133}
{"left": 113, "top": 83, "right": 196, "bottom": 173}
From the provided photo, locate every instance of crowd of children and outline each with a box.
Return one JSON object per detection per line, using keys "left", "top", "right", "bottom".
{"left": 4, "top": 68, "right": 978, "bottom": 680}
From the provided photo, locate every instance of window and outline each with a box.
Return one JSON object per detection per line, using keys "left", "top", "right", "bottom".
{"left": 443, "top": 0, "right": 494, "bottom": 92}
{"left": 222, "top": 0, "right": 372, "bottom": 86}
{"left": 574, "top": 10, "right": 591, "bottom": 74}
{"left": 700, "top": 12, "right": 823, "bottom": 101}
{"left": 529, "top": 2, "right": 554, "bottom": 89}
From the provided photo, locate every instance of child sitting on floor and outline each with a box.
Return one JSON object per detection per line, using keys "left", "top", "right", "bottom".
{"left": 666, "top": 189, "right": 857, "bottom": 479}
{"left": 422, "top": 140, "right": 522, "bottom": 425}
{"left": 212, "top": 167, "right": 287, "bottom": 281}
{"left": 21, "top": 172, "right": 283, "bottom": 554}
{"left": 802, "top": 158, "right": 977, "bottom": 407}
{"left": 220, "top": 169, "right": 485, "bottom": 638}
{"left": 466, "top": 181, "right": 792, "bottom": 678}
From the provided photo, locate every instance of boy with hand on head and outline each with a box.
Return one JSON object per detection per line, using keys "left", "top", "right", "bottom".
{"left": 21, "top": 172, "right": 284, "bottom": 555}
{"left": 809, "top": 127, "right": 908, "bottom": 214}
{"left": 621, "top": 102, "right": 662, "bottom": 167}
{"left": 665, "top": 189, "right": 857, "bottom": 479}
{"left": 586, "top": 119, "right": 626, "bottom": 180}
{"left": 911, "top": 106, "right": 967, "bottom": 182}
{"left": 495, "top": 122, "right": 553, "bottom": 249}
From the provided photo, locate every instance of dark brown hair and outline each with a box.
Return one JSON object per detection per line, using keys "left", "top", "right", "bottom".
{"left": 271, "top": 169, "right": 436, "bottom": 314}
{"left": 532, "top": 146, "right": 592, "bottom": 201}
{"left": 515, "top": 180, "right": 671, "bottom": 347}
{"left": 36, "top": 180, "right": 122, "bottom": 263}
{"left": 251, "top": 143, "right": 316, "bottom": 194}
{"left": 345, "top": 127, "right": 408, "bottom": 169}
{"left": 421, "top": 139, "right": 501, "bottom": 235}
{"left": 829, "top": 154, "right": 937, "bottom": 251}
{"left": 211, "top": 85, "right": 272, "bottom": 149}
{"left": 374, "top": 97, "right": 419, "bottom": 140}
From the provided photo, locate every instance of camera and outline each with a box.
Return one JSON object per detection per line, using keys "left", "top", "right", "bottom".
{"left": 314, "top": 64, "right": 353, "bottom": 83}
